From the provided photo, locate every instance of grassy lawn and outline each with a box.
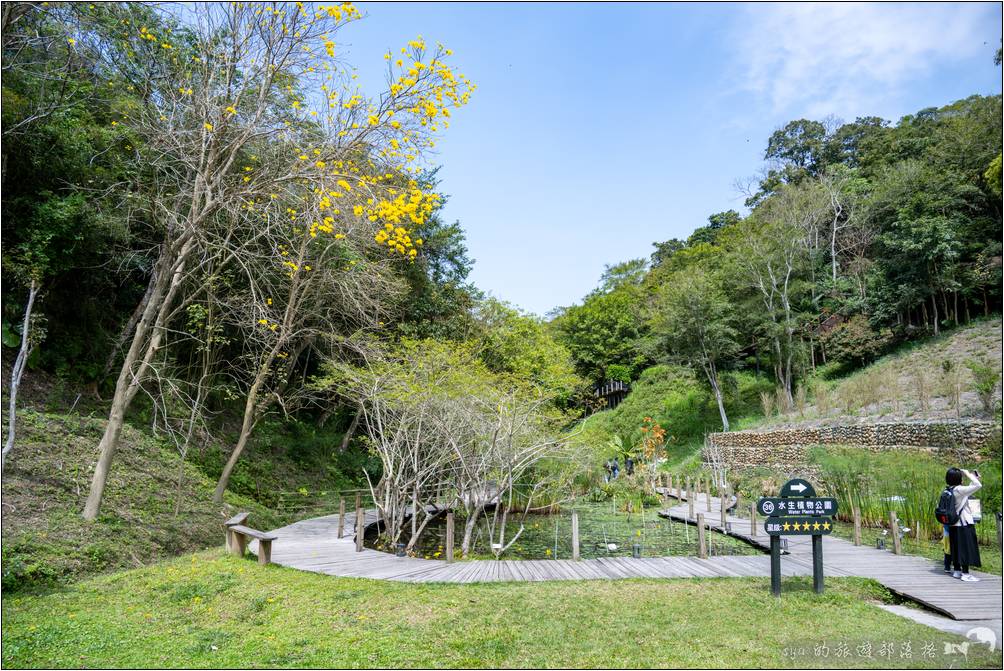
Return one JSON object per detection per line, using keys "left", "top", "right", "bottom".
{"left": 2, "top": 551, "right": 1000, "bottom": 669}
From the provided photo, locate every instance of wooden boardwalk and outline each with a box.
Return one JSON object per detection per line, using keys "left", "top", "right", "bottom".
{"left": 255, "top": 492, "right": 1001, "bottom": 623}
{"left": 255, "top": 507, "right": 822, "bottom": 584}
{"left": 656, "top": 486, "right": 1002, "bottom": 622}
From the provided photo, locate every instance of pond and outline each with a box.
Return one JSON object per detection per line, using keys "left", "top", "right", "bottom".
{"left": 366, "top": 500, "right": 761, "bottom": 560}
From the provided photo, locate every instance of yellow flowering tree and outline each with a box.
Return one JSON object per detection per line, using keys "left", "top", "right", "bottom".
{"left": 83, "top": 1, "right": 474, "bottom": 519}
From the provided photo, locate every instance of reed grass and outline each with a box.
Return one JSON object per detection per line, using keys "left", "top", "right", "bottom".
{"left": 808, "top": 446, "right": 1002, "bottom": 546}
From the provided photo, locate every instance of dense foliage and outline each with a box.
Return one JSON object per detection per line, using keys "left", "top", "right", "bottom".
{"left": 552, "top": 93, "right": 1003, "bottom": 422}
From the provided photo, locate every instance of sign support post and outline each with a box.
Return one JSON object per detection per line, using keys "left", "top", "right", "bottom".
{"left": 812, "top": 534, "right": 824, "bottom": 594}
{"left": 770, "top": 535, "right": 781, "bottom": 597}
{"left": 759, "top": 478, "right": 836, "bottom": 598}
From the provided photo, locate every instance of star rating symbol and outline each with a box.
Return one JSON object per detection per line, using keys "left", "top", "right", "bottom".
{"left": 822, "top": 521, "right": 831, "bottom": 530}
{"left": 812, "top": 521, "right": 821, "bottom": 531}
{"left": 782, "top": 521, "right": 791, "bottom": 531}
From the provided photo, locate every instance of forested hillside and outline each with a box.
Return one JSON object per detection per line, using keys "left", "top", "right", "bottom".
{"left": 1, "top": 3, "right": 1001, "bottom": 589}
{"left": 551, "top": 92, "right": 1002, "bottom": 436}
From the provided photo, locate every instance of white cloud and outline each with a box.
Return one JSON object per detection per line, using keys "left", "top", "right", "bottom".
{"left": 735, "top": 2, "right": 998, "bottom": 118}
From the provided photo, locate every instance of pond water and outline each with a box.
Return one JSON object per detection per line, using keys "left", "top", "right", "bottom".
{"left": 367, "top": 500, "right": 761, "bottom": 560}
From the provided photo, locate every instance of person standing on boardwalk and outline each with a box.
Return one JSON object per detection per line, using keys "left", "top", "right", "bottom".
{"left": 945, "top": 467, "right": 982, "bottom": 582}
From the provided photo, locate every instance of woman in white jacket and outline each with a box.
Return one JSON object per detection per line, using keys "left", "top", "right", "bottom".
{"left": 945, "top": 467, "right": 982, "bottom": 582}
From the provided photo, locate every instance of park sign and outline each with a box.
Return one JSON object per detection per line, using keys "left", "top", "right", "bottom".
{"left": 764, "top": 516, "right": 834, "bottom": 536}
{"left": 757, "top": 496, "right": 838, "bottom": 517}
{"left": 759, "top": 477, "right": 832, "bottom": 597}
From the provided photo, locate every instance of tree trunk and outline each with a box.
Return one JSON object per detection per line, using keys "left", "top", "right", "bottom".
{"left": 1, "top": 279, "right": 41, "bottom": 472}
{"left": 931, "top": 294, "right": 939, "bottom": 335}
{"left": 831, "top": 223, "right": 839, "bottom": 282}
{"left": 101, "top": 277, "right": 156, "bottom": 382}
{"left": 213, "top": 366, "right": 270, "bottom": 503}
{"left": 83, "top": 240, "right": 193, "bottom": 520}
{"left": 704, "top": 360, "right": 729, "bottom": 432}
{"left": 339, "top": 408, "right": 361, "bottom": 452}
{"left": 710, "top": 374, "right": 729, "bottom": 432}
{"left": 461, "top": 507, "right": 481, "bottom": 558}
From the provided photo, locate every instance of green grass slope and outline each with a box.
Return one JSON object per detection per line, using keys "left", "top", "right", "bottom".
{"left": 755, "top": 317, "right": 1002, "bottom": 429}
{"left": 3, "top": 551, "right": 1000, "bottom": 669}
{"left": 572, "top": 365, "right": 773, "bottom": 471}
{"left": 1, "top": 409, "right": 281, "bottom": 593}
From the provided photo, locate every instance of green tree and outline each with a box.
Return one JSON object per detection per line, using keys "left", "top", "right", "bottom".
{"left": 819, "top": 315, "right": 892, "bottom": 366}
{"left": 651, "top": 269, "right": 739, "bottom": 431}
{"left": 552, "top": 284, "right": 648, "bottom": 384}
{"left": 473, "top": 298, "right": 581, "bottom": 398}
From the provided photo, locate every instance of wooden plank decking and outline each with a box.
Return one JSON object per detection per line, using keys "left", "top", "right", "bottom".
{"left": 655, "top": 486, "right": 1002, "bottom": 621}
{"left": 254, "top": 491, "right": 1001, "bottom": 623}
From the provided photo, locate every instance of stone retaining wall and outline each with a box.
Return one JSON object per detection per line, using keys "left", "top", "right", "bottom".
{"left": 703, "top": 421, "right": 999, "bottom": 473}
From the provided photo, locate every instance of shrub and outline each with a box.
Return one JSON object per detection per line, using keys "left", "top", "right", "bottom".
{"left": 759, "top": 391, "right": 775, "bottom": 418}
{"left": 966, "top": 357, "right": 1000, "bottom": 415}
{"left": 820, "top": 314, "right": 893, "bottom": 366}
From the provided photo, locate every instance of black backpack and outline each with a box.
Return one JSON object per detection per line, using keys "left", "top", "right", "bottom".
{"left": 935, "top": 486, "right": 958, "bottom": 525}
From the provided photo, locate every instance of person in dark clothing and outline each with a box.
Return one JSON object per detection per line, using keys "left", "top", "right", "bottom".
{"left": 625, "top": 456, "right": 634, "bottom": 476}
{"left": 945, "top": 467, "right": 982, "bottom": 582}
{"left": 611, "top": 457, "right": 620, "bottom": 480}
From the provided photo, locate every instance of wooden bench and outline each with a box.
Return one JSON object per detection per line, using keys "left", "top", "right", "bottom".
{"left": 224, "top": 512, "right": 277, "bottom": 565}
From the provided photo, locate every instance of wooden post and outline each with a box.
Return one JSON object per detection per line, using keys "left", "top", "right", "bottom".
{"left": 705, "top": 485, "right": 711, "bottom": 512}
{"left": 852, "top": 506, "right": 861, "bottom": 546}
{"left": 668, "top": 474, "right": 674, "bottom": 497}
{"left": 770, "top": 535, "right": 781, "bottom": 597}
{"left": 355, "top": 491, "right": 362, "bottom": 513}
{"left": 720, "top": 494, "right": 727, "bottom": 528}
{"left": 232, "top": 533, "right": 248, "bottom": 557}
{"left": 337, "top": 497, "right": 346, "bottom": 539}
{"left": 697, "top": 513, "right": 707, "bottom": 559}
{"left": 890, "top": 511, "right": 902, "bottom": 555}
{"left": 355, "top": 500, "right": 364, "bottom": 552}
{"left": 750, "top": 502, "right": 757, "bottom": 537}
{"left": 258, "top": 539, "right": 272, "bottom": 566}
{"left": 571, "top": 510, "right": 580, "bottom": 561}
{"left": 688, "top": 485, "right": 695, "bottom": 520}
{"left": 811, "top": 534, "right": 824, "bottom": 594}
{"left": 445, "top": 511, "right": 455, "bottom": 563}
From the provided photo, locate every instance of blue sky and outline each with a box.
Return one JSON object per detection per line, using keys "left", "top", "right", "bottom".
{"left": 342, "top": 2, "right": 1002, "bottom": 316}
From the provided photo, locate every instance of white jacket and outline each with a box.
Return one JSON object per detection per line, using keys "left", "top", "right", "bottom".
{"left": 952, "top": 472, "right": 981, "bottom": 527}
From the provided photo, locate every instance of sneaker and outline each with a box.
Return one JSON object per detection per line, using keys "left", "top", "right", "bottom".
{"left": 961, "top": 574, "right": 980, "bottom": 583}
{"left": 952, "top": 571, "right": 962, "bottom": 579}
